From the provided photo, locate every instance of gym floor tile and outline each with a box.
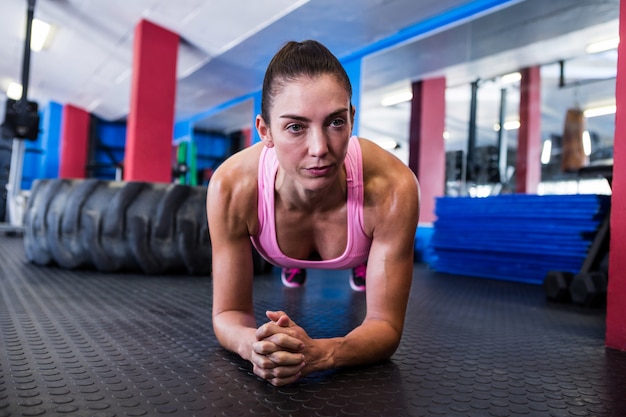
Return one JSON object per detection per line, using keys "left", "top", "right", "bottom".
{"left": 0, "top": 235, "right": 625, "bottom": 416}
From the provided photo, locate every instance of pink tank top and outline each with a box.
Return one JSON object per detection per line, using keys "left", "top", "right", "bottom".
{"left": 251, "top": 136, "right": 371, "bottom": 269}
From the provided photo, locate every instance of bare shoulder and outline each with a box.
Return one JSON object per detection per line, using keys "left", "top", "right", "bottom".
{"left": 209, "top": 143, "right": 262, "bottom": 192}
{"left": 207, "top": 143, "right": 264, "bottom": 236}
{"left": 358, "top": 138, "right": 420, "bottom": 232}
{"left": 358, "top": 137, "right": 419, "bottom": 199}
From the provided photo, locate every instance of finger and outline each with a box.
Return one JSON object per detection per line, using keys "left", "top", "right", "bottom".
{"left": 268, "top": 372, "right": 302, "bottom": 387}
{"left": 266, "top": 350, "right": 305, "bottom": 366}
{"left": 266, "top": 333, "right": 304, "bottom": 352}
{"left": 275, "top": 314, "right": 291, "bottom": 327}
{"left": 266, "top": 311, "right": 294, "bottom": 329}
{"left": 252, "top": 340, "right": 280, "bottom": 355}
{"left": 255, "top": 321, "right": 296, "bottom": 340}
{"left": 253, "top": 334, "right": 303, "bottom": 354}
{"left": 250, "top": 351, "right": 278, "bottom": 371}
{"left": 265, "top": 310, "right": 287, "bottom": 322}
{"left": 253, "top": 362, "right": 305, "bottom": 386}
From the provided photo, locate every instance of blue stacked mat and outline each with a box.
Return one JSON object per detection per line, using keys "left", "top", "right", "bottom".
{"left": 429, "top": 194, "right": 611, "bottom": 285}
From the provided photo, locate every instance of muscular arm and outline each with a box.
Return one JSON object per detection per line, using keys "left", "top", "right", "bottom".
{"left": 206, "top": 152, "right": 258, "bottom": 360}
{"left": 342, "top": 143, "right": 420, "bottom": 366}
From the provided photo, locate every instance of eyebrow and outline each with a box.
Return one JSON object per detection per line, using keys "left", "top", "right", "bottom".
{"left": 279, "top": 108, "right": 350, "bottom": 122}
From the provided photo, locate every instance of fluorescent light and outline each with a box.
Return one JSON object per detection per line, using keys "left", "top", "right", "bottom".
{"left": 381, "top": 91, "right": 412, "bottom": 107}
{"left": 582, "top": 131, "right": 591, "bottom": 156}
{"left": 493, "top": 120, "right": 520, "bottom": 131}
{"left": 585, "top": 37, "right": 619, "bottom": 54}
{"left": 7, "top": 82, "right": 23, "bottom": 100}
{"left": 87, "top": 99, "right": 101, "bottom": 112}
{"left": 114, "top": 68, "right": 132, "bottom": 84}
{"left": 541, "top": 140, "right": 552, "bottom": 164}
{"left": 504, "top": 120, "right": 520, "bottom": 130}
{"left": 500, "top": 72, "right": 521, "bottom": 84}
{"left": 583, "top": 105, "right": 616, "bottom": 118}
{"left": 31, "top": 18, "right": 51, "bottom": 52}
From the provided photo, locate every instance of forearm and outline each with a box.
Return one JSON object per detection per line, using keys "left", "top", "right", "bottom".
{"left": 213, "top": 310, "right": 258, "bottom": 361}
{"left": 306, "top": 318, "right": 402, "bottom": 374}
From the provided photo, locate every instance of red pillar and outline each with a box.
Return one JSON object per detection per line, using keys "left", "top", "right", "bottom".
{"left": 606, "top": 0, "right": 626, "bottom": 351}
{"left": 59, "top": 104, "right": 90, "bottom": 179}
{"left": 124, "top": 19, "right": 178, "bottom": 182}
{"left": 516, "top": 66, "right": 542, "bottom": 194}
{"left": 409, "top": 77, "right": 446, "bottom": 223}
{"left": 242, "top": 127, "right": 253, "bottom": 149}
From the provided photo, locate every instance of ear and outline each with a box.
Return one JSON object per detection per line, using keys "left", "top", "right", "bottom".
{"left": 350, "top": 104, "right": 356, "bottom": 135}
{"left": 255, "top": 115, "right": 274, "bottom": 148}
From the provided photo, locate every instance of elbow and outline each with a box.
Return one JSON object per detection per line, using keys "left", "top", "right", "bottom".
{"left": 211, "top": 312, "right": 228, "bottom": 348}
{"left": 366, "top": 319, "right": 404, "bottom": 361}
{"left": 384, "top": 332, "right": 402, "bottom": 359}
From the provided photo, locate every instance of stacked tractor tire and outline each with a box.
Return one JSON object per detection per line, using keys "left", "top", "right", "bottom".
{"left": 23, "top": 179, "right": 271, "bottom": 276}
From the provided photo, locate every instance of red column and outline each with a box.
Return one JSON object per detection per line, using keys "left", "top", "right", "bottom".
{"left": 59, "top": 104, "right": 90, "bottom": 179}
{"left": 124, "top": 19, "right": 178, "bottom": 182}
{"left": 606, "top": 0, "right": 626, "bottom": 351}
{"left": 409, "top": 77, "right": 446, "bottom": 223}
{"left": 516, "top": 66, "right": 542, "bottom": 194}
{"left": 242, "top": 127, "right": 253, "bottom": 149}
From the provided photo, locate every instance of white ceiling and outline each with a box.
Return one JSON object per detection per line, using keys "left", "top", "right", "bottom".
{"left": 0, "top": 0, "right": 620, "bottom": 155}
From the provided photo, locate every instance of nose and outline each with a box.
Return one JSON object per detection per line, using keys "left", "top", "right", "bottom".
{"left": 308, "top": 128, "right": 329, "bottom": 157}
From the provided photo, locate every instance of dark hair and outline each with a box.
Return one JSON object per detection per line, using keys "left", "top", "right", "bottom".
{"left": 261, "top": 40, "right": 352, "bottom": 124}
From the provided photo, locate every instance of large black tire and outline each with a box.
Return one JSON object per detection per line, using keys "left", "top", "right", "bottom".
{"left": 24, "top": 179, "right": 212, "bottom": 275}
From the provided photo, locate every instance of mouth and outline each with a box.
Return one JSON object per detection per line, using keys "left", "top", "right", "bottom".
{"left": 305, "top": 164, "right": 333, "bottom": 177}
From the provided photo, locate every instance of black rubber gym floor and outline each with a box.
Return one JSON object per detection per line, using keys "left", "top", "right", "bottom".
{"left": 1, "top": 235, "right": 625, "bottom": 417}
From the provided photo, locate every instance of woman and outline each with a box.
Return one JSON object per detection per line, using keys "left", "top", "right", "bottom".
{"left": 206, "top": 40, "right": 420, "bottom": 386}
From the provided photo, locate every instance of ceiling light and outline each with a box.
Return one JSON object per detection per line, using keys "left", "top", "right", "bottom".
{"left": 30, "top": 18, "right": 52, "bottom": 52}
{"left": 381, "top": 91, "right": 412, "bottom": 107}
{"left": 582, "top": 131, "right": 591, "bottom": 156}
{"left": 500, "top": 72, "right": 521, "bottom": 84}
{"left": 583, "top": 104, "right": 616, "bottom": 118}
{"left": 443, "top": 130, "right": 450, "bottom": 140}
{"left": 7, "top": 82, "right": 23, "bottom": 100}
{"left": 87, "top": 99, "right": 101, "bottom": 112}
{"left": 504, "top": 120, "right": 520, "bottom": 130}
{"left": 541, "top": 140, "right": 551, "bottom": 164}
{"left": 585, "top": 37, "right": 619, "bottom": 54}
{"left": 114, "top": 68, "right": 132, "bottom": 84}
{"left": 493, "top": 120, "right": 520, "bottom": 131}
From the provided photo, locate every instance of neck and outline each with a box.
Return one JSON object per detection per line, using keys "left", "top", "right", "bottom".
{"left": 276, "top": 169, "right": 347, "bottom": 212}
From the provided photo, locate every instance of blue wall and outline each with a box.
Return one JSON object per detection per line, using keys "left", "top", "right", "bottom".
{"left": 92, "top": 119, "right": 126, "bottom": 180}
{"left": 38, "top": 101, "right": 62, "bottom": 180}
{"left": 20, "top": 101, "right": 62, "bottom": 190}
{"left": 194, "top": 130, "right": 235, "bottom": 185}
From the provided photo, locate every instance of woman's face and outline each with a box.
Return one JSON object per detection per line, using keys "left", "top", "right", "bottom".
{"left": 258, "top": 74, "right": 354, "bottom": 193}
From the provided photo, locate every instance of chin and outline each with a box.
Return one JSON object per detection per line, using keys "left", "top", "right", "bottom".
{"left": 298, "top": 176, "right": 335, "bottom": 192}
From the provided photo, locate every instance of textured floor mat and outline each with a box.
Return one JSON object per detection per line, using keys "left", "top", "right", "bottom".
{"left": 0, "top": 235, "right": 625, "bottom": 416}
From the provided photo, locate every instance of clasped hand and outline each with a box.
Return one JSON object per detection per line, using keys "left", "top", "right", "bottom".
{"left": 251, "top": 310, "right": 310, "bottom": 386}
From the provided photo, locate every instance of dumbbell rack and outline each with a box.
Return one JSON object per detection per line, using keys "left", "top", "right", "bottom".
{"left": 577, "top": 165, "right": 612, "bottom": 274}
{"left": 544, "top": 164, "right": 613, "bottom": 307}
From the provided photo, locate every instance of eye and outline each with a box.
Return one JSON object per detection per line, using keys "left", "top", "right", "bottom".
{"left": 286, "top": 123, "right": 304, "bottom": 133}
{"left": 330, "top": 118, "right": 345, "bottom": 128}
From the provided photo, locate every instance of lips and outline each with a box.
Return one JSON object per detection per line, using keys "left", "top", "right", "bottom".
{"left": 305, "top": 165, "right": 333, "bottom": 177}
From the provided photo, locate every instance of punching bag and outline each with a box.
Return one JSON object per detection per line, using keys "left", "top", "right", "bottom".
{"left": 561, "top": 108, "right": 589, "bottom": 172}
